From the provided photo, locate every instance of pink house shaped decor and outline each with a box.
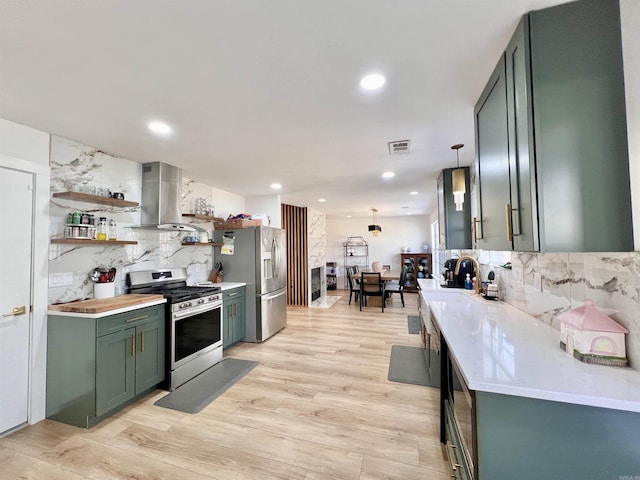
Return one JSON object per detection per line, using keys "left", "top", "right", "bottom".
{"left": 558, "top": 299, "right": 628, "bottom": 367}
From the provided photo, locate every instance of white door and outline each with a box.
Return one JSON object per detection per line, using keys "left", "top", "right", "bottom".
{"left": 0, "top": 167, "right": 33, "bottom": 434}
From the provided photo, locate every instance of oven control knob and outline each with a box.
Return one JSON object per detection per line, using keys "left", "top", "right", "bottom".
{"left": 197, "top": 299, "right": 205, "bottom": 304}
{"left": 208, "top": 296, "right": 215, "bottom": 301}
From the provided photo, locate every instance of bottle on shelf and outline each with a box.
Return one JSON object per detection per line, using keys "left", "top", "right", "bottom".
{"left": 97, "top": 217, "right": 107, "bottom": 240}
{"left": 108, "top": 219, "right": 117, "bottom": 240}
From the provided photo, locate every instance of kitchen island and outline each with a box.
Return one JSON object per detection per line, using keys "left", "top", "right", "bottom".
{"left": 418, "top": 278, "right": 640, "bottom": 480}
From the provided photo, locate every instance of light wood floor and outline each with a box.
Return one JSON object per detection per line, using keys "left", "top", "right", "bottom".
{"left": 0, "top": 290, "right": 449, "bottom": 480}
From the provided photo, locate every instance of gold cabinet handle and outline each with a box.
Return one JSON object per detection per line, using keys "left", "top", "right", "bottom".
{"left": 126, "top": 314, "right": 149, "bottom": 323}
{"left": 506, "top": 204, "right": 513, "bottom": 242}
{"left": 446, "top": 441, "right": 462, "bottom": 476}
{"left": 2, "top": 306, "right": 26, "bottom": 317}
{"left": 141, "top": 331, "right": 145, "bottom": 353}
{"left": 131, "top": 334, "right": 136, "bottom": 357}
{"left": 473, "top": 217, "right": 481, "bottom": 244}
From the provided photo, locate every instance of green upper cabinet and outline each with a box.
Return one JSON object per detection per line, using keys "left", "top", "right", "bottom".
{"left": 474, "top": 57, "right": 511, "bottom": 251}
{"left": 438, "top": 167, "right": 472, "bottom": 250}
{"left": 474, "top": 0, "right": 633, "bottom": 252}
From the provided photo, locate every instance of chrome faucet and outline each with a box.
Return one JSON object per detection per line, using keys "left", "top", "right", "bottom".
{"left": 454, "top": 256, "right": 481, "bottom": 294}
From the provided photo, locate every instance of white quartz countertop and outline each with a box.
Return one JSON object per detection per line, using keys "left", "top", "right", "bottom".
{"left": 206, "top": 282, "right": 246, "bottom": 291}
{"left": 417, "top": 278, "right": 640, "bottom": 413}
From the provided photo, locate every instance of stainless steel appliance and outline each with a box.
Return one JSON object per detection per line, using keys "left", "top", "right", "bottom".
{"left": 213, "top": 226, "right": 287, "bottom": 343}
{"left": 442, "top": 258, "right": 475, "bottom": 288}
{"left": 127, "top": 268, "right": 223, "bottom": 391}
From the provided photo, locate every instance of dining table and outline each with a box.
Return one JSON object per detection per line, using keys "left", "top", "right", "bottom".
{"left": 355, "top": 269, "right": 402, "bottom": 281}
{"left": 355, "top": 270, "right": 402, "bottom": 308}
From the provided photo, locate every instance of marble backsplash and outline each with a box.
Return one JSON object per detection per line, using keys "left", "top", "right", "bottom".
{"left": 308, "top": 208, "right": 327, "bottom": 301}
{"left": 48, "top": 136, "right": 214, "bottom": 303}
{"left": 445, "top": 248, "right": 640, "bottom": 370}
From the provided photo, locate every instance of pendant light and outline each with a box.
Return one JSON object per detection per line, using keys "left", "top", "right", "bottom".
{"left": 451, "top": 143, "right": 466, "bottom": 212}
{"left": 368, "top": 208, "right": 382, "bottom": 237}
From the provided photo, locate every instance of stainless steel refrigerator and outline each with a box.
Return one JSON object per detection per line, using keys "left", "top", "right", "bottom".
{"left": 213, "top": 226, "right": 287, "bottom": 342}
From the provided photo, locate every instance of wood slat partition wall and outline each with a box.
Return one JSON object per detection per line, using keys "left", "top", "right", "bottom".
{"left": 282, "top": 204, "right": 308, "bottom": 306}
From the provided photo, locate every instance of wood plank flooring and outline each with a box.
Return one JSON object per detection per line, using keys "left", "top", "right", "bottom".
{"left": 0, "top": 290, "right": 449, "bottom": 479}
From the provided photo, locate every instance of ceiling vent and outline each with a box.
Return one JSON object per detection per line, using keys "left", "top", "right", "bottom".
{"left": 388, "top": 139, "right": 410, "bottom": 155}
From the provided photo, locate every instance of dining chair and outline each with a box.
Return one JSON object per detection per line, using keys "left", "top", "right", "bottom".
{"left": 346, "top": 269, "right": 360, "bottom": 305}
{"left": 385, "top": 266, "right": 407, "bottom": 307}
{"left": 360, "top": 272, "right": 385, "bottom": 312}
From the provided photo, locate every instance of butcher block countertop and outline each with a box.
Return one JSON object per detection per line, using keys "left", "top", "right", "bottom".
{"left": 47, "top": 294, "right": 166, "bottom": 318}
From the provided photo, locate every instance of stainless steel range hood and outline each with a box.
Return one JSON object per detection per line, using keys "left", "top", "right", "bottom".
{"left": 136, "top": 162, "right": 196, "bottom": 231}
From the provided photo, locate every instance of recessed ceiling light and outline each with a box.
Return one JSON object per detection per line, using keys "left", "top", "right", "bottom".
{"left": 360, "top": 73, "right": 386, "bottom": 91}
{"left": 318, "top": 198, "right": 326, "bottom": 202}
{"left": 346, "top": 215, "right": 352, "bottom": 218}
{"left": 382, "top": 171, "right": 395, "bottom": 179}
{"left": 148, "top": 121, "right": 172, "bottom": 136}
{"left": 409, "top": 191, "right": 419, "bottom": 195}
{"left": 270, "top": 183, "right": 282, "bottom": 190}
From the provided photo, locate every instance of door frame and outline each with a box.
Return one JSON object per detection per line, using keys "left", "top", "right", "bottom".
{"left": 0, "top": 154, "right": 50, "bottom": 432}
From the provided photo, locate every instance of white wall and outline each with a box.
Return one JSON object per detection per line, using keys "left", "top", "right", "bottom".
{"left": 0, "top": 118, "right": 50, "bottom": 426}
{"left": 0, "top": 118, "right": 50, "bottom": 167}
{"left": 245, "top": 194, "right": 282, "bottom": 228}
{"left": 326, "top": 215, "right": 429, "bottom": 285}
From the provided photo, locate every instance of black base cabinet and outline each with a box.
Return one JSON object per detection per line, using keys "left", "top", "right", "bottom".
{"left": 475, "top": 0, "right": 633, "bottom": 252}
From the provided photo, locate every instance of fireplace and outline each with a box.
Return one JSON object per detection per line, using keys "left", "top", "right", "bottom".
{"left": 311, "top": 267, "right": 321, "bottom": 302}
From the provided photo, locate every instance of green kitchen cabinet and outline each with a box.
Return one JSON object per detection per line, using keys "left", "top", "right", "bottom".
{"left": 474, "top": 56, "right": 511, "bottom": 251}
{"left": 47, "top": 304, "right": 165, "bottom": 428}
{"left": 223, "top": 286, "right": 246, "bottom": 349}
{"left": 437, "top": 167, "right": 472, "bottom": 250}
{"left": 474, "top": 0, "right": 633, "bottom": 252}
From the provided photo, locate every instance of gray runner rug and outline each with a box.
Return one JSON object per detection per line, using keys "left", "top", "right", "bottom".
{"left": 155, "top": 358, "right": 258, "bottom": 413}
{"left": 387, "top": 345, "right": 440, "bottom": 388}
{"left": 407, "top": 315, "right": 421, "bottom": 334}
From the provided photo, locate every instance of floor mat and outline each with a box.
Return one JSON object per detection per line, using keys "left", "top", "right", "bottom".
{"left": 154, "top": 358, "right": 258, "bottom": 413}
{"left": 387, "top": 345, "right": 440, "bottom": 388}
{"left": 407, "top": 315, "right": 421, "bottom": 334}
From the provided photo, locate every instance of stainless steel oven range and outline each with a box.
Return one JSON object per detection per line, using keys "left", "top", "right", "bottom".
{"left": 127, "top": 268, "right": 223, "bottom": 391}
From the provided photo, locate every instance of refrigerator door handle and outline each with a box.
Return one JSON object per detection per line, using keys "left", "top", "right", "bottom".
{"left": 261, "top": 289, "right": 286, "bottom": 301}
{"left": 271, "top": 238, "right": 278, "bottom": 279}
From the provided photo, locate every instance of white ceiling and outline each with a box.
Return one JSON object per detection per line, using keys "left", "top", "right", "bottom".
{"left": 0, "top": 0, "right": 569, "bottom": 219}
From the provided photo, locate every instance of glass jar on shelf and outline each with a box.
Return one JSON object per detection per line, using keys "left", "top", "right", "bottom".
{"left": 108, "top": 219, "right": 117, "bottom": 240}
{"left": 97, "top": 217, "right": 107, "bottom": 240}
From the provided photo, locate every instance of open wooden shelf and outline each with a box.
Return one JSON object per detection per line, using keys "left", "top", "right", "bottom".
{"left": 52, "top": 191, "right": 139, "bottom": 208}
{"left": 182, "top": 214, "right": 225, "bottom": 222}
{"left": 182, "top": 242, "right": 223, "bottom": 246}
{"left": 51, "top": 238, "right": 137, "bottom": 245}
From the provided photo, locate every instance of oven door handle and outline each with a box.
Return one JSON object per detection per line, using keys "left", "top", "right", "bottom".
{"left": 173, "top": 302, "right": 222, "bottom": 320}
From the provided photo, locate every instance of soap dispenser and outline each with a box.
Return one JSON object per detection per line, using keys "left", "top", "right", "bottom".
{"left": 464, "top": 273, "right": 472, "bottom": 290}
